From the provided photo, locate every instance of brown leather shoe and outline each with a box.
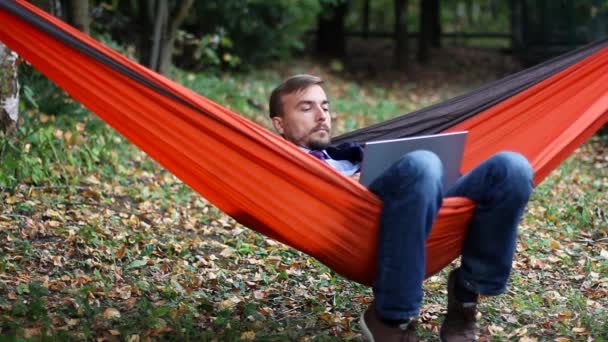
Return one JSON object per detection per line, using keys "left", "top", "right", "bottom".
{"left": 359, "top": 303, "right": 418, "bottom": 342}
{"left": 440, "top": 269, "right": 478, "bottom": 341}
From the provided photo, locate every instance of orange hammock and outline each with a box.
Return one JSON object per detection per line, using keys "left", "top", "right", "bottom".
{"left": 1, "top": 1, "right": 606, "bottom": 286}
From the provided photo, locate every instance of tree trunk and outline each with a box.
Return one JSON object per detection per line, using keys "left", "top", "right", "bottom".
{"left": 362, "top": 0, "right": 370, "bottom": 38}
{"left": 158, "top": 0, "right": 193, "bottom": 74}
{"left": 394, "top": 0, "right": 408, "bottom": 69}
{"left": 430, "top": 0, "right": 441, "bottom": 48}
{"left": 0, "top": 43, "right": 19, "bottom": 135}
{"left": 418, "top": 0, "right": 431, "bottom": 64}
{"left": 69, "top": 0, "right": 90, "bottom": 34}
{"left": 466, "top": 0, "right": 474, "bottom": 26}
{"left": 48, "top": 0, "right": 90, "bottom": 34}
{"left": 139, "top": 0, "right": 193, "bottom": 75}
{"left": 149, "top": 0, "right": 168, "bottom": 71}
{"left": 511, "top": 0, "right": 525, "bottom": 52}
{"left": 316, "top": 0, "right": 350, "bottom": 59}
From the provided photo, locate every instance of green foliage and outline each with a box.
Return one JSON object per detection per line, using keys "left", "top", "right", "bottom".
{"left": 441, "top": 0, "right": 510, "bottom": 33}
{"left": 0, "top": 115, "right": 123, "bottom": 190}
{"left": 18, "top": 66, "right": 87, "bottom": 118}
{"left": 0, "top": 67, "right": 129, "bottom": 190}
{"left": 178, "top": 28, "right": 240, "bottom": 70}
{"left": 178, "top": 0, "right": 323, "bottom": 70}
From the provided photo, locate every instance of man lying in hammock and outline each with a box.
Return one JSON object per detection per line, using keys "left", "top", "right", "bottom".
{"left": 268, "top": 75, "right": 534, "bottom": 342}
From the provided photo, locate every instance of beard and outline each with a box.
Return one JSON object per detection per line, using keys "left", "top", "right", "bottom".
{"left": 308, "top": 125, "right": 331, "bottom": 150}
{"left": 308, "top": 138, "right": 331, "bottom": 150}
{"left": 307, "top": 130, "right": 331, "bottom": 150}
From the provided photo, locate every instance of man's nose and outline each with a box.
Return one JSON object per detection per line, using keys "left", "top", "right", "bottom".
{"left": 314, "top": 106, "right": 327, "bottom": 121}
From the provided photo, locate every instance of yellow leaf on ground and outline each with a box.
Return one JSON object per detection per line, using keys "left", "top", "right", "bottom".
{"left": 103, "top": 308, "right": 121, "bottom": 320}
{"left": 220, "top": 248, "right": 233, "bottom": 257}
{"left": 557, "top": 311, "right": 573, "bottom": 321}
{"left": 572, "top": 327, "right": 586, "bottom": 333}
{"left": 24, "top": 327, "right": 40, "bottom": 338}
{"left": 84, "top": 175, "right": 100, "bottom": 185}
{"left": 219, "top": 299, "right": 234, "bottom": 310}
{"left": 66, "top": 318, "right": 79, "bottom": 326}
{"left": 219, "top": 296, "right": 241, "bottom": 310}
{"left": 240, "top": 331, "right": 256, "bottom": 340}
{"left": 126, "top": 335, "right": 140, "bottom": 342}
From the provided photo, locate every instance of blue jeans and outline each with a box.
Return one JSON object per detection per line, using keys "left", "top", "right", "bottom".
{"left": 368, "top": 150, "right": 534, "bottom": 321}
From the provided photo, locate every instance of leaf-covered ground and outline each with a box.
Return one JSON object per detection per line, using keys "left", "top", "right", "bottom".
{"left": 1, "top": 49, "right": 607, "bottom": 341}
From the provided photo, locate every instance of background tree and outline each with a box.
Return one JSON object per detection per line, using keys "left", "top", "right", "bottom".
{"left": 0, "top": 42, "right": 19, "bottom": 135}
{"left": 394, "top": 0, "right": 409, "bottom": 69}
{"left": 316, "top": 0, "right": 350, "bottom": 58}
{"left": 63, "top": 0, "right": 90, "bottom": 34}
{"left": 430, "top": 0, "right": 441, "bottom": 48}
{"left": 418, "top": 0, "right": 440, "bottom": 63}
{"left": 30, "top": 0, "right": 91, "bottom": 33}
{"left": 176, "top": 0, "right": 322, "bottom": 70}
{"left": 136, "top": 0, "right": 194, "bottom": 74}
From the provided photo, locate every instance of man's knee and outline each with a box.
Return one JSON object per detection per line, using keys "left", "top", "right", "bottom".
{"left": 489, "top": 151, "right": 534, "bottom": 197}
{"left": 491, "top": 151, "right": 533, "bottom": 178}
{"left": 396, "top": 150, "right": 443, "bottom": 182}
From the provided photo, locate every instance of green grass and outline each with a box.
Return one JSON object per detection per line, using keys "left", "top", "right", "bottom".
{"left": 1, "top": 55, "right": 607, "bottom": 341}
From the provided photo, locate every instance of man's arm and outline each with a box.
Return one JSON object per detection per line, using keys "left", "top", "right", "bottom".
{"left": 326, "top": 142, "right": 364, "bottom": 163}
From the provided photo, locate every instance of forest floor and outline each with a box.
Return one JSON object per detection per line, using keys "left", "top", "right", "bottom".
{"left": 1, "top": 46, "right": 607, "bottom": 341}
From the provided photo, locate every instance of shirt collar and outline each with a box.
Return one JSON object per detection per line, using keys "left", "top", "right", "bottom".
{"left": 298, "top": 146, "right": 329, "bottom": 158}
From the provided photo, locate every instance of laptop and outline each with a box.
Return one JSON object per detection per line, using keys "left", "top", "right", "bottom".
{"left": 359, "top": 131, "right": 468, "bottom": 188}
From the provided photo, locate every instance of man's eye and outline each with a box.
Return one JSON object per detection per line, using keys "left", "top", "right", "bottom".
{"left": 301, "top": 106, "right": 311, "bottom": 111}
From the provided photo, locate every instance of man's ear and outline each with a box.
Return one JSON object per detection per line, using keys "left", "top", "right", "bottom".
{"left": 272, "top": 116, "right": 285, "bottom": 135}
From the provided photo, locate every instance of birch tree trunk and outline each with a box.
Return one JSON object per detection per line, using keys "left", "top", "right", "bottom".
{"left": 0, "top": 42, "right": 19, "bottom": 135}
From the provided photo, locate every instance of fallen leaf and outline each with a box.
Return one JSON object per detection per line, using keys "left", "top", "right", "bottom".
{"left": 24, "top": 327, "right": 40, "bottom": 338}
{"left": 103, "top": 308, "right": 121, "bottom": 320}
{"left": 126, "top": 335, "right": 140, "bottom": 342}
{"left": 126, "top": 259, "right": 148, "bottom": 269}
{"left": 219, "top": 296, "right": 241, "bottom": 310}
{"left": 557, "top": 311, "right": 573, "bottom": 322}
{"left": 220, "top": 248, "right": 233, "bottom": 257}
{"left": 572, "top": 327, "right": 586, "bottom": 334}
{"left": 240, "top": 331, "right": 256, "bottom": 340}
{"left": 115, "top": 245, "right": 127, "bottom": 259}
{"left": 84, "top": 175, "right": 100, "bottom": 185}
{"left": 253, "top": 290, "right": 265, "bottom": 300}
{"left": 519, "top": 337, "right": 537, "bottom": 342}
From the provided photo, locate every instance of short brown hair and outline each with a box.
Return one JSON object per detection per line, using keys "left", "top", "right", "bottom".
{"left": 269, "top": 74, "right": 324, "bottom": 118}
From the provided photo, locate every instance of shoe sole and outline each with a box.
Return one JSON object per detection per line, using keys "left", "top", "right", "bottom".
{"left": 359, "top": 314, "right": 375, "bottom": 342}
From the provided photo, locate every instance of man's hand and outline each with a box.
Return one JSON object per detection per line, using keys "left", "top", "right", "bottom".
{"left": 350, "top": 172, "right": 361, "bottom": 182}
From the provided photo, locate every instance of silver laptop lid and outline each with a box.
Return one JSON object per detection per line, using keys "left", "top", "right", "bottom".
{"left": 359, "top": 131, "right": 468, "bottom": 189}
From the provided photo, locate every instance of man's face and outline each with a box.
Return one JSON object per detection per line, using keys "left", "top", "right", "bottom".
{"left": 272, "top": 84, "right": 331, "bottom": 150}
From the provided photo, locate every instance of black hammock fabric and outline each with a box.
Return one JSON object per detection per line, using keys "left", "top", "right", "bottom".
{"left": 334, "top": 38, "right": 608, "bottom": 144}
